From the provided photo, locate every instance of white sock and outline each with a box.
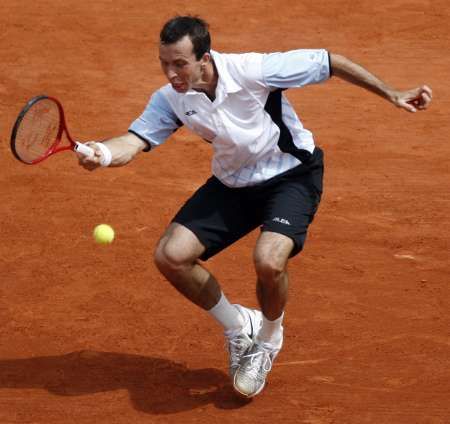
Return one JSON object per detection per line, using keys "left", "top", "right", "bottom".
{"left": 207, "top": 292, "right": 244, "bottom": 331}
{"left": 256, "top": 312, "right": 284, "bottom": 347}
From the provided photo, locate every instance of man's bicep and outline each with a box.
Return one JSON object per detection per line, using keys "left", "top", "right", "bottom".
{"left": 262, "top": 49, "right": 331, "bottom": 89}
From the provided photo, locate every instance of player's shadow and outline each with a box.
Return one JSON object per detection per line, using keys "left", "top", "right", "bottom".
{"left": 0, "top": 350, "right": 250, "bottom": 413}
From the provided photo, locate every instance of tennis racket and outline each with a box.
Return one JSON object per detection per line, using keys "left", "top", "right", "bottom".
{"left": 10, "top": 95, "right": 95, "bottom": 165}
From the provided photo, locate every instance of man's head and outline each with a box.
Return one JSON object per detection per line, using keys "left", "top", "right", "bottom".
{"left": 159, "top": 16, "right": 213, "bottom": 93}
{"left": 160, "top": 16, "right": 210, "bottom": 60}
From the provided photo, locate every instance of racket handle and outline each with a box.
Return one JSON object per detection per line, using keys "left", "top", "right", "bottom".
{"left": 75, "top": 141, "right": 112, "bottom": 167}
{"left": 75, "top": 142, "right": 95, "bottom": 158}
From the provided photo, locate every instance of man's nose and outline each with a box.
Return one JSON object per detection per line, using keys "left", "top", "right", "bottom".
{"left": 166, "top": 68, "right": 177, "bottom": 80}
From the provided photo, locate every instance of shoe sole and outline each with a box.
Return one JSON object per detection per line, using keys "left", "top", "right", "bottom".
{"left": 232, "top": 377, "right": 266, "bottom": 398}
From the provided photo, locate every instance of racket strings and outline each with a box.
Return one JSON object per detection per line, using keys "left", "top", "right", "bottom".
{"left": 13, "top": 99, "right": 60, "bottom": 163}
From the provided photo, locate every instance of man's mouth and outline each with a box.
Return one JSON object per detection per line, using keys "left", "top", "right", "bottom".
{"left": 172, "top": 81, "right": 185, "bottom": 91}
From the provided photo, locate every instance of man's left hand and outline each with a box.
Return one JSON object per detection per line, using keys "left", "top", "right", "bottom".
{"left": 391, "top": 85, "right": 432, "bottom": 113}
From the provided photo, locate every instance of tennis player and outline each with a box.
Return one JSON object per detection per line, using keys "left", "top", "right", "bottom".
{"left": 78, "top": 16, "right": 432, "bottom": 397}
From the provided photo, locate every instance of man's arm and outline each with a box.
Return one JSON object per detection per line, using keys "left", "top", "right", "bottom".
{"left": 77, "top": 88, "right": 183, "bottom": 171}
{"left": 329, "top": 53, "right": 432, "bottom": 113}
{"left": 78, "top": 132, "right": 148, "bottom": 171}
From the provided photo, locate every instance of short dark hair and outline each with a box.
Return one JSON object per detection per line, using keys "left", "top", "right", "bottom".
{"left": 160, "top": 16, "right": 211, "bottom": 60}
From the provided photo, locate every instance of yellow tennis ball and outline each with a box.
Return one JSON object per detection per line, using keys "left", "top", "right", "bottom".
{"left": 93, "top": 224, "right": 115, "bottom": 244}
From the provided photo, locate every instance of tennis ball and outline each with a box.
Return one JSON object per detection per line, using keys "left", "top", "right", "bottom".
{"left": 93, "top": 224, "right": 115, "bottom": 244}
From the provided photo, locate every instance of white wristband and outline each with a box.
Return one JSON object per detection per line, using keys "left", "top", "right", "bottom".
{"left": 95, "top": 142, "right": 112, "bottom": 167}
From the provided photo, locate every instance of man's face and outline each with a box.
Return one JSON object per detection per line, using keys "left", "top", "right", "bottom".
{"left": 159, "top": 35, "right": 207, "bottom": 93}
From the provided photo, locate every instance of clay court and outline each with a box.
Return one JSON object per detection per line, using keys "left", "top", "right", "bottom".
{"left": 0, "top": 1, "right": 449, "bottom": 423}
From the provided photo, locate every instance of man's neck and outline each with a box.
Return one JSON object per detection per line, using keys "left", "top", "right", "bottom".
{"left": 193, "top": 60, "right": 218, "bottom": 101}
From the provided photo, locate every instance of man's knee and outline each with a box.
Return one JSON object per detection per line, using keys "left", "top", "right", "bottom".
{"left": 254, "top": 232, "right": 293, "bottom": 283}
{"left": 254, "top": 253, "right": 286, "bottom": 282}
{"left": 154, "top": 239, "right": 180, "bottom": 273}
{"left": 153, "top": 224, "right": 204, "bottom": 274}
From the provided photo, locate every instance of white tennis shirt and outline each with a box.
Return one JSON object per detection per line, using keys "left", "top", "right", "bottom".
{"left": 129, "top": 49, "right": 331, "bottom": 187}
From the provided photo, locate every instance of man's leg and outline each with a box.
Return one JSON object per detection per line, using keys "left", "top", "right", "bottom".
{"left": 254, "top": 231, "right": 293, "bottom": 321}
{"left": 154, "top": 222, "right": 262, "bottom": 376}
{"left": 154, "top": 222, "right": 221, "bottom": 310}
{"left": 233, "top": 232, "right": 293, "bottom": 397}
{"left": 233, "top": 152, "right": 324, "bottom": 397}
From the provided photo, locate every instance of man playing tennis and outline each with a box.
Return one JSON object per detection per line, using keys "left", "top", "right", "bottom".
{"left": 78, "top": 16, "right": 432, "bottom": 397}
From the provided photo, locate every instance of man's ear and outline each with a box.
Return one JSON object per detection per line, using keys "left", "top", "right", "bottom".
{"left": 200, "top": 52, "right": 212, "bottom": 65}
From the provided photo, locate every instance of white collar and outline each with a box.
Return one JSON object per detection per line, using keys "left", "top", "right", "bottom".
{"left": 210, "top": 50, "right": 242, "bottom": 94}
{"left": 184, "top": 50, "right": 241, "bottom": 100}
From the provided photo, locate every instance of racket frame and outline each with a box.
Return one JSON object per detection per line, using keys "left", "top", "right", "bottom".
{"left": 10, "top": 95, "right": 93, "bottom": 165}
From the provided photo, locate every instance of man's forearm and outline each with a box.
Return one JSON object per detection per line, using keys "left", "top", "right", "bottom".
{"left": 330, "top": 53, "right": 396, "bottom": 103}
{"left": 101, "top": 132, "right": 148, "bottom": 167}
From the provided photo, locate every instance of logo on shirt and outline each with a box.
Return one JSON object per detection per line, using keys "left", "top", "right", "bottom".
{"left": 185, "top": 110, "right": 197, "bottom": 116}
{"left": 272, "top": 217, "right": 291, "bottom": 225}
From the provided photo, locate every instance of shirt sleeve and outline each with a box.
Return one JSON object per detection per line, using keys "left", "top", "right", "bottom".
{"left": 262, "top": 49, "right": 331, "bottom": 89}
{"left": 128, "top": 89, "right": 182, "bottom": 151}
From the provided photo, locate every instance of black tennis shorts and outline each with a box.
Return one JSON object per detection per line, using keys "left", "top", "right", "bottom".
{"left": 172, "top": 148, "right": 324, "bottom": 261}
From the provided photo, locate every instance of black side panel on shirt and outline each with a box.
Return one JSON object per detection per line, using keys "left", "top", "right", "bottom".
{"left": 264, "top": 89, "right": 313, "bottom": 164}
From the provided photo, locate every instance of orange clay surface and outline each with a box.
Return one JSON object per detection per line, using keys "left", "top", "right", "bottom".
{"left": 0, "top": 1, "right": 449, "bottom": 423}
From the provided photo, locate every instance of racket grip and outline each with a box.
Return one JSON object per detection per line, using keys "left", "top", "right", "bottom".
{"left": 75, "top": 142, "right": 95, "bottom": 158}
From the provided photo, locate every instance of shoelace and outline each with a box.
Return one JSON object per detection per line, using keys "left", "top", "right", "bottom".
{"left": 242, "top": 346, "right": 273, "bottom": 379}
{"left": 226, "top": 333, "right": 249, "bottom": 363}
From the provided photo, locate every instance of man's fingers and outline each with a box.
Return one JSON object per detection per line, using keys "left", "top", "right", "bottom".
{"left": 401, "top": 100, "right": 417, "bottom": 113}
{"left": 421, "top": 85, "right": 433, "bottom": 98}
{"left": 420, "top": 92, "right": 432, "bottom": 108}
{"left": 399, "top": 85, "right": 432, "bottom": 112}
{"left": 410, "top": 90, "right": 431, "bottom": 110}
{"left": 77, "top": 141, "right": 103, "bottom": 170}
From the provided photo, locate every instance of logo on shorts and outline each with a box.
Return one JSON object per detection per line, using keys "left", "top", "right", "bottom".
{"left": 185, "top": 110, "right": 197, "bottom": 116}
{"left": 273, "top": 217, "right": 291, "bottom": 225}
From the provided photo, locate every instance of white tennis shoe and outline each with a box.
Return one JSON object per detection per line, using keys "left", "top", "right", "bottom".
{"left": 224, "top": 305, "right": 262, "bottom": 378}
{"left": 233, "top": 338, "right": 282, "bottom": 398}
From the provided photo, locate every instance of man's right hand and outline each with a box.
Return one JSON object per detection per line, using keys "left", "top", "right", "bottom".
{"left": 76, "top": 133, "right": 148, "bottom": 171}
{"left": 77, "top": 141, "right": 105, "bottom": 171}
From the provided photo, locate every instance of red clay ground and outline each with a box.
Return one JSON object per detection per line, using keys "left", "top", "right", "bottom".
{"left": 0, "top": 1, "right": 449, "bottom": 423}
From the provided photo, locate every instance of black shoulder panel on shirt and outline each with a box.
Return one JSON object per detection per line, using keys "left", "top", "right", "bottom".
{"left": 264, "top": 89, "right": 313, "bottom": 164}
{"left": 128, "top": 118, "right": 184, "bottom": 153}
{"left": 327, "top": 52, "right": 333, "bottom": 77}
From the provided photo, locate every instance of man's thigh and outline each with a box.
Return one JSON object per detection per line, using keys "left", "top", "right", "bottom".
{"left": 254, "top": 231, "right": 294, "bottom": 270}
{"left": 172, "top": 176, "right": 261, "bottom": 261}
{"left": 260, "top": 163, "right": 323, "bottom": 257}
